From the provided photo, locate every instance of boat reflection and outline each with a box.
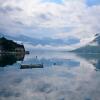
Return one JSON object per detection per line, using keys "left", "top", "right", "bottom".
{"left": 0, "top": 53, "right": 25, "bottom": 67}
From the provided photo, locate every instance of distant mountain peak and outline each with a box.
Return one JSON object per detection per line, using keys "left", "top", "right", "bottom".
{"left": 95, "top": 33, "right": 100, "bottom": 37}
{"left": 72, "top": 33, "right": 100, "bottom": 53}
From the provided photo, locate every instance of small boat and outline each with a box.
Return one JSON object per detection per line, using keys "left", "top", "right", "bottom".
{"left": 20, "top": 64, "right": 43, "bottom": 69}
{"left": 25, "top": 51, "right": 30, "bottom": 54}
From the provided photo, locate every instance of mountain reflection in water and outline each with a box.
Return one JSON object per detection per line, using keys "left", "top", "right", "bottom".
{"left": 0, "top": 53, "right": 25, "bottom": 67}
{"left": 77, "top": 53, "right": 100, "bottom": 71}
{"left": 0, "top": 51, "right": 100, "bottom": 71}
{"left": 0, "top": 51, "right": 100, "bottom": 100}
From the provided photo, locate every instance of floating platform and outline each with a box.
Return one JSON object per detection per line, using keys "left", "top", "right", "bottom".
{"left": 20, "top": 64, "right": 43, "bottom": 69}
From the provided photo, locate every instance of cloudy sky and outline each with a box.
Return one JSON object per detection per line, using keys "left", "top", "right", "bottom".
{"left": 0, "top": 0, "right": 100, "bottom": 42}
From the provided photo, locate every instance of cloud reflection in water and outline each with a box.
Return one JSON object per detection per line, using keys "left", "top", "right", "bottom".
{"left": 0, "top": 51, "right": 100, "bottom": 100}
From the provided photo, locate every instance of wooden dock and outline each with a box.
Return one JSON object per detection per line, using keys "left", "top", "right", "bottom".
{"left": 20, "top": 64, "right": 43, "bottom": 69}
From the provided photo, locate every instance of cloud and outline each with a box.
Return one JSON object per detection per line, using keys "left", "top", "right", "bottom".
{"left": 0, "top": 6, "right": 22, "bottom": 14}
{"left": 0, "top": 0, "right": 100, "bottom": 41}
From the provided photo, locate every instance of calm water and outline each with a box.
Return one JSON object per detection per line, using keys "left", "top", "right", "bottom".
{"left": 0, "top": 50, "right": 100, "bottom": 100}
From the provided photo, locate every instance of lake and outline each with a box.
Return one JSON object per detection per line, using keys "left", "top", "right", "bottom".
{"left": 0, "top": 50, "right": 100, "bottom": 100}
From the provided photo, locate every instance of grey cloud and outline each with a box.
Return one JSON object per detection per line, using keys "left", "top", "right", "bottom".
{"left": 37, "top": 12, "right": 54, "bottom": 21}
{"left": 14, "top": 21, "right": 25, "bottom": 26}
{"left": 38, "top": 13, "right": 51, "bottom": 21}
{"left": 0, "top": 6, "right": 23, "bottom": 14}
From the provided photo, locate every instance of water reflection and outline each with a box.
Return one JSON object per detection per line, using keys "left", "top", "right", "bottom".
{"left": 0, "top": 53, "right": 25, "bottom": 67}
{"left": 0, "top": 51, "right": 100, "bottom": 100}
{"left": 95, "top": 61, "right": 100, "bottom": 71}
{"left": 77, "top": 53, "right": 100, "bottom": 71}
{"left": 22, "top": 57, "right": 80, "bottom": 68}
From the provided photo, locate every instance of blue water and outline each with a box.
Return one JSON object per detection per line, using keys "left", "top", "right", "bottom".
{"left": 0, "top": 50, "right": 100, "bottom": 100}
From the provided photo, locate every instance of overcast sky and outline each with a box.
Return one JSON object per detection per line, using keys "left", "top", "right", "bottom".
{"left": 0, "top": 0, "right": 100, "bottom": 40}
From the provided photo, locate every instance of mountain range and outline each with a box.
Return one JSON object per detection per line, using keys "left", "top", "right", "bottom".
{"left": 1, "top": 33, "right": 100, "bottom": 52}
{"left": 72, "top": 33, "right": 100, "bottom": 53}
{"left": 0, "top": 33, "right": 80, "bottom": 46}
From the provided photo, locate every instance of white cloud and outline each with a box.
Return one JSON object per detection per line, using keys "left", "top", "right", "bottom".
{"left": 25, "top": 44, "right": 74, "bottom": 51}
{"left": 0, "top": 0, "right": 100, "bottom": 41}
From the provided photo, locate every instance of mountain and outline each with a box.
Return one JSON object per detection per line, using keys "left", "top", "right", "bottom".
{"left": 0, "top": 37, "right": 25, "bottom": 53}
{"left": 72, "top": 33, "right": 100, "bottom": 53}
{"left": 0, "top": 33, "right": 80, "bottom": 46}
